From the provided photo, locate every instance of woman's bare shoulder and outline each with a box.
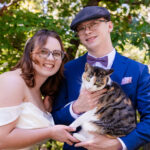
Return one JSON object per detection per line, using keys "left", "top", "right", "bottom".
{"left": 0, "top": 69, "right": 26, "bottom": 107}
{"left": 0, "top": 69, "right": 24, "bottom": 82}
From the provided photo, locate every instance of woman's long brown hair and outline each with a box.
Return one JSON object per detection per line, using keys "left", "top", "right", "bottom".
{"left": 12, "top": 29, "right": 68, "bottom": 99}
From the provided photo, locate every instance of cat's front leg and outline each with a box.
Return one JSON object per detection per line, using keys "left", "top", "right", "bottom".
{"left": 70, "top": 107, "right": 97, "bottom": 128}
{"left": 70, "top": 108, "right": 98, "bottom": 141}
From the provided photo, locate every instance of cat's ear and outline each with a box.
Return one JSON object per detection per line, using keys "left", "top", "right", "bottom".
{"left": 106, "top": 69, "right": 114, "bottom": 75}
{"left": 85, "top": 63, "right": 91, "bottom": 71}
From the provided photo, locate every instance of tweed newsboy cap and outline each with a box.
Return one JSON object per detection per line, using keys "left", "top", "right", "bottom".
{"left": 70, "top": 6, "right": 111, "bottom": 31}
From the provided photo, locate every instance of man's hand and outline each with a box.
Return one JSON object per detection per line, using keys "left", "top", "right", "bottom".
{"left": 75, "top": 133, "right": 122, "bottom": 150}
{"left": 72, "top": 88, "right": 107, "bottom": 114}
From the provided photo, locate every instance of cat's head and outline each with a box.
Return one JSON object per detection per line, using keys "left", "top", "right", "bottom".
{"left": 82, "top": 63, "right": 113, "bottom": 91}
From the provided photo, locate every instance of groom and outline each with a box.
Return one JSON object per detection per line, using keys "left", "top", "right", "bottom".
{"left": 52, "top": 6, "right": 150, "bottom": 150}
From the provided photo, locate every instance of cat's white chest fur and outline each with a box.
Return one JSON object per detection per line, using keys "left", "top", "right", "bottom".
{"left": 70, "top": 107, "right": 99, "bottom": 141}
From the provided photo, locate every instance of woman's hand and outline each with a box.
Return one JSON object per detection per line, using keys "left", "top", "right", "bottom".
{"left": 50, "top": 125, "right": 79, "bottom": 145}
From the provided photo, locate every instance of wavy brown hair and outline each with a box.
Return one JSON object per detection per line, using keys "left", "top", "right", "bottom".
{"left": 12, "top": 29, "right": 68, "bottom": 99}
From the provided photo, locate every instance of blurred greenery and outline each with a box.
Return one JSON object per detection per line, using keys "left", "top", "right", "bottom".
{"left": 0, "top": 0, "right": 150, "bottom": 149}
{"left": 0, "top": 0, "right": 150, "bottom": 74}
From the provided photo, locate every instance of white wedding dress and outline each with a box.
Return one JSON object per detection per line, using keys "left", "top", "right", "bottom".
{"left": 0, "top": 102, "right": 54, "bottom": 150}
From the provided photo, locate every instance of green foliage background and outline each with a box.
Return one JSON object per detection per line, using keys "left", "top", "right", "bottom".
{"left": 0, "top": 0, "right": 150, "bottom": 74}
{"left": 0, "top": 0, "right": 150, "bottom": 149}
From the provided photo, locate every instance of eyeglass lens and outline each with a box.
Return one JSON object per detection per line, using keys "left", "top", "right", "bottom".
{"left": 77, "top": 20, "right": 108, "bottom": 34}
{"left": 39, "top": 49, "right": 64, "bottom": 59}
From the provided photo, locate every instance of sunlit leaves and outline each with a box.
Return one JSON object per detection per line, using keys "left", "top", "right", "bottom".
{"left": 0, "top": 0, "right": 150, "bottom": 73}
{"left": 0, "top": 8, "right": 74, "bottom": 73}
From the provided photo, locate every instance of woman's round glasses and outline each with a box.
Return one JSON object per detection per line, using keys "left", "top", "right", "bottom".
{"left": 32, "top": 48, "right": 65, "bottom": 60}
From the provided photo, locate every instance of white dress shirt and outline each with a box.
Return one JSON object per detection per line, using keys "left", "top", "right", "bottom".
{"left": 69, "top": 48, "right": 127, "bottom": 150}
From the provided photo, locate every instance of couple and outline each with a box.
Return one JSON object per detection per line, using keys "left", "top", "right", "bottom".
{"left": 0, "top": 6, "right": 150, "bottom": 150}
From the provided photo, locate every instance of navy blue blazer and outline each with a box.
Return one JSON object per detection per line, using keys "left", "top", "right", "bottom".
{"left": 52, "top": 52, "right": 150, "bottom": 150}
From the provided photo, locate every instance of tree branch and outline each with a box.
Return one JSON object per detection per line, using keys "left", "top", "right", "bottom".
{"left": 5, "top": 0, "right": 14, "bottom": 7}
{"left": 86, "top": 0, "right": 101, "bottom": 7}
{"left": 101, "top": 0, "right": 145, "bottom": 5}
{"left": 66, "top": 35, "right": 80, "bottom": 60}
{"left": 0, "top": 0, "right": 22, "bottom": 16}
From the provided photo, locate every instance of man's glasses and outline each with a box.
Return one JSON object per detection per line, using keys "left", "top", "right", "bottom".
{"left": 32, "top": 48, "right": 65, "bottom": 60}
{"left": 77, "top": 20, "right": 109, "bottom": 35}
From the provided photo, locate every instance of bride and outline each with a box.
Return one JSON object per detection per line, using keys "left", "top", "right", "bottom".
{"left": 0, "top": 29, "right": 78, "bottom": 149}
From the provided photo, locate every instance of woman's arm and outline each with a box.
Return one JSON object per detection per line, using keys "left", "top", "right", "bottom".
{"left": 0, "top": 120, "right": 77, "bottom": 149}
{"left": 0, "top": 72, "right": 78, "bottom": 149}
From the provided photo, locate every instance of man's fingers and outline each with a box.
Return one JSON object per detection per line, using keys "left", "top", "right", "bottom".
{"left": 95, "top": 88, "right": 107, "bottom": 95}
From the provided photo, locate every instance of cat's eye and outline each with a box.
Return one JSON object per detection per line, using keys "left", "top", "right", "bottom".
{"left": 95, "top": 82, "right": 99, "bottom": 85}
{"left": 89, "top": 74, "right": 93, "bottom": 78}
{"left": 94, "top": 78, "right": 101, "bottom": 85}
{"left": 86, "top": 77, "right": 90, "bottom": 82}
{"left": 96, "top": 79, "right": 100, "bottom": 82}
{"left": 95, "top": 80, "right": 100, "bottom": 85}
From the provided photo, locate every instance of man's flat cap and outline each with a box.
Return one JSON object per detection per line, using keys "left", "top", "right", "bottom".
{"left": 70, "top": 6, "right": 111, "bottom": 31}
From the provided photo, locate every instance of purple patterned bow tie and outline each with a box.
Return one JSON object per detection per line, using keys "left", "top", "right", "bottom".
{"left": 87, "top": 55, "right": 108, "bottom": 67}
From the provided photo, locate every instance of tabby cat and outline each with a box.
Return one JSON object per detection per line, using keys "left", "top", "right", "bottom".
{"left": 70, "top": 63, "right": 136, "bottom": 141}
